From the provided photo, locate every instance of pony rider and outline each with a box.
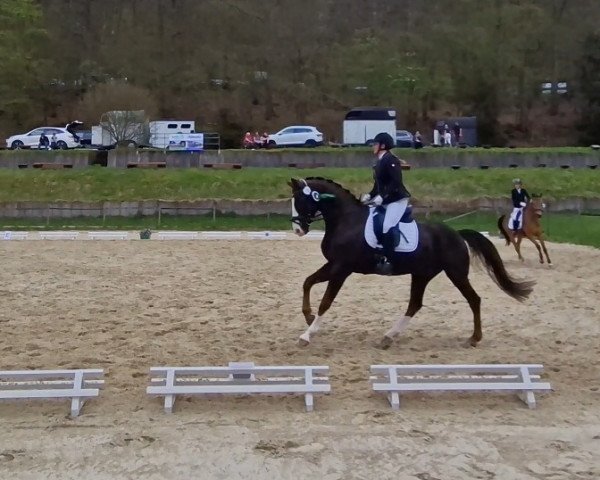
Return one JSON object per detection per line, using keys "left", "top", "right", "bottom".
{"left": 360, "top": 132, "right": 411, "bottom": 275}
{"left": 510, "top": 178, "right": 531, "bottom": 231}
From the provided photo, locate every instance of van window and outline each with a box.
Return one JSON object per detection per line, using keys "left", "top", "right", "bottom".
{"left": 181, "top": 124, "right": 192, "bottom": 129}
{"left": 167, "top": 124, "right": 178, "bottom": 129}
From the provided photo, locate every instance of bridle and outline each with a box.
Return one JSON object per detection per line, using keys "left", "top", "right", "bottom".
{"left": 290, "top": 180, "right": 327, "bottom": 230}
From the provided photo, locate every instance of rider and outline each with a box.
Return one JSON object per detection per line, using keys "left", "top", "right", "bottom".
{"left": 510, "top": 178, "right": 531, "bottom": 231}
{"left": 361, "top": 132, "right": 411, "bottom": 275}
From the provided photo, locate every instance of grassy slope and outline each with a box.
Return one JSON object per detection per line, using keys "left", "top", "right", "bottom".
{"left": 0, "top": 167, "right": 598, "bottom": 202}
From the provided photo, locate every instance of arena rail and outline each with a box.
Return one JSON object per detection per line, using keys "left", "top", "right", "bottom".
{"left": 0, "top": 369, "right": 104, "bottom": 417}
{"left": 147, "top": 362, "right": 331, "bottom": 413}
{"left": 370, "top": 364, "right": 551, "bottom": 410}
{"left": 87, "top": 231, "right": 129, "bottom": 240}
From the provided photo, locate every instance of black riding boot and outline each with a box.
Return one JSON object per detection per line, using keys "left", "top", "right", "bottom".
{"left": 375, "top": 229, "right": 399, "bottom": 275}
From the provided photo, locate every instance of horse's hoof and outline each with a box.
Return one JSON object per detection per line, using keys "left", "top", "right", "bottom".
{"left": 298, "top": 335, "right": 310, "bottom": 347}
{"left": 377, "top": 336, "right": 394, "bottom": 350}
{"left": 304, "top": 314, "right": 315, "bottom": 326}
{"left": 465, "top": 337, "right": 479, "bottom": 348}
{"left": 548, "top": 263, "right": 553, "bottom": 268}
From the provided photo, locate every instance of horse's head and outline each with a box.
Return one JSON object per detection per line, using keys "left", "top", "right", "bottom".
{"left": 288, "top": 178, "right": 337, "bottom": 235}
{"left": 529, "top": 193, "right": 545, "bottom": 218}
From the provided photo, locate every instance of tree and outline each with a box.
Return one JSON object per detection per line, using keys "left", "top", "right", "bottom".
{"left": 78, "top": 82, "right": 158, "bottom": 144}
{"left": 577, "top": 32, "right": 600, "bottom": 144}
{"left": 0, "top": 0, "right": 47, "bottom": 130}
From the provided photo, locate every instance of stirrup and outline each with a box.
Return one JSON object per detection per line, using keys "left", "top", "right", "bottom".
{"left": 375, "top": 258, "right": 394, "bottom": 276}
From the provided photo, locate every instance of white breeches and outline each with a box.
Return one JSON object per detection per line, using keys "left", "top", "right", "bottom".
{"left": 382, "top": 198, "right": 409, "bottom": 233}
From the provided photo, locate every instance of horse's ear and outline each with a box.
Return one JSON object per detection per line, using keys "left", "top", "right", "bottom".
{"left": 287, "top": 178, "right": 299, "bottom": 189}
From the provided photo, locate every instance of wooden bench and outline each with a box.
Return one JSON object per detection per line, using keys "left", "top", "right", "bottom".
{"left": 147, "top": 362, "right": 330, "bottom": 413}
{"left": 126, "top": 162, "right": 166, "bottom": 168}
{"left": 370, "top": 364, "right": 552, "bottom": 410}
{"left": 87, "top": 231, "right": 129, "bottom": 240}
{"left": 0, "top": 369, "right": 104, "bottom": 417}
{"left": 203, "top": 163, "right": 242, "bottom": 169}
{"left": 39, "top": 231, "right": 79, "bottom": 240}
{"left": 32, "top": 163, "right": 73, "bottom": 169}
{"left": 155, "top": 231, "right": 199, "bottom": 240}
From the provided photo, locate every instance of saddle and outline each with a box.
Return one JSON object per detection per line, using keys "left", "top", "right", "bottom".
{"left": 365, "top": 206, "right": 419, "bottom": 253}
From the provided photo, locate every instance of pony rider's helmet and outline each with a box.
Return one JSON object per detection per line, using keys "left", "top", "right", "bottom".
{"left": 373, "top": 132, "right": 395, "bottom": 150}
{"left": 513, "top": 178, "right": 522, "bottom": 185}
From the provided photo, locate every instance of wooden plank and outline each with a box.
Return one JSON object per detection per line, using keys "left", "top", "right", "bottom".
{"left": 199, "top": 231, "right": 242, "bottom": 240}
{"left": 127, "top": 162, "right": 166, "bottom": 168}
{"left": 371, "top": 382, "right": 551, "bottom": 392}
{"left": 2, "top": 231, "right": 28, "bottom": 240}
{"left": 147, "top": 383, "right": 330, "bottom": 395}
{"left": 246, "top": 231, "right": 287, "bottom": 240}
{"left": 39, "top": 231, "right": 79, "bottom": 240}
{"left": 371, "top": 364, "right": 544, "bottom": 375}
{"left": 32, "top": 163, "right": 73, "bottom": 169}
{"left": 0, "top": 369, "right": 103, "bottom": 379}
{"left": 149, "top": 366, "right": 329, "bottom": 376}
{"left": 155, "top": 231, "right": 199, "bottom": 240}
{"left": 87, "top": 231, "right": 128, "bottom": 240}
{"left": 0, "top": 389, "right": 100, "bottom": 399}
{"left": 203, "top": 163, "right": 242, "bottom": 169}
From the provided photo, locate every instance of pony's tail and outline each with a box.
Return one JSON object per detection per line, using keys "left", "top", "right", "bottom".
{"left": 498, "top": 214, "right": 510, "bottom": 245}
{"left": 459, "top": 229, "right": 534, "bottom": 302}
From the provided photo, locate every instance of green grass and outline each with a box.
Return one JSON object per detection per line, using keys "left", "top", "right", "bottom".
{"left": 0, "top": 167, "right": 598, "bottom": 202}
{"left": 2, "top": 211, "right": 598, "bottom": 248}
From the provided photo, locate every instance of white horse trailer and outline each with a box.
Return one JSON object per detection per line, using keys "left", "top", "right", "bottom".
{"left": 149, "top": 121, "right": 196, "bottom": 149}
{"left": 343, "top": 107, "right": 397, "bottom": 146}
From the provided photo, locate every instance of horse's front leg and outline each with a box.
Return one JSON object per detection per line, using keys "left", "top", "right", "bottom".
{"left": 302, "top": 263, "right": 331, "bottom": 325}
{"left": 299, "top": 268, "right": 351, "bottom": 346}
{"left": 525, "top": 234, "right": 544, "bottom": 264}
{"left": 538, "top": 235, "right": 552, "bottom": 266}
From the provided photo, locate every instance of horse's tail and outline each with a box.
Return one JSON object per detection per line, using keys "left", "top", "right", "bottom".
{"left": 459, "top": 229, "right": 534, "bottom": 302}
{"left": 497, "top": 215, "right": 510, "bottom": 245}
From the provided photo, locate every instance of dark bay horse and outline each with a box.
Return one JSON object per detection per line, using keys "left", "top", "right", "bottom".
{"left": 498, "top": 195, "right": 552, "bottom": 265}
{"left": 289, "top": 177, "right": 534, "bottom": 349}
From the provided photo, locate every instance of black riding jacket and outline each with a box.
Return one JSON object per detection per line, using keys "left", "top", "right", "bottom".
{"left": 511, "top": 188, "right": 530, "bottom": 208}
{"left": 369, "top": 151, "right": 411, "bottom": 205}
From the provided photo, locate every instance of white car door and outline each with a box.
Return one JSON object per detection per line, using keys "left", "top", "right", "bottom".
{"left": 25, "top": 128, "right": 45, "bottom": 148}
{"left": 276, "top": 128, "right": 295, "bottom": 146}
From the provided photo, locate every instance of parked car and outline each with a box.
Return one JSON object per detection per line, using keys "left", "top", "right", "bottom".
{"left": 267, "top": 126, "right": 323, "bottom": 148}
{"left": 396, "top": 130, "right": 414, "bottom": 148}
{"left": 6, "top": 121, "right": 83, "bottom": 149}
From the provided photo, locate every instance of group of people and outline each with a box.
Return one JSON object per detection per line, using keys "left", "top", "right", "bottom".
{"left": 433, "top": 122, "right": 462, "bottom": 147}
{"left": 38, "top": 132, "right": 59, "bottom": 150}
{"left": 242, "top": 131, "right": 269, "bottom": 149}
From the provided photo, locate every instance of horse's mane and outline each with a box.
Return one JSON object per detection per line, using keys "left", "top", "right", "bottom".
{"left": 305, "top": 177, "right": 362, "bottom": 205}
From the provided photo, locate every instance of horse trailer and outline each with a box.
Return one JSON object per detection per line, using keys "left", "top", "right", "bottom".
{"left": 343, "top": 107, "right": 397, "bottom": 146}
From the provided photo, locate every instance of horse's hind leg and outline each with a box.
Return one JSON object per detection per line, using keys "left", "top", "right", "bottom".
{"left": 446, "top": 272, "right": 482, "bottom": 347}
{"left": 515, "top": 233, "right": 525, "bottom": 262}
{"left": 379, "top": 274, "right": 433, "bottom": 349}
{"left": 299, "top": 269, "right": 350, "bottom": 346}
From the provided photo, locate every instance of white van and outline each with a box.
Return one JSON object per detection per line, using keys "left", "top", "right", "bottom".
{"left": 342, "top": 107, "right": 396, "bottom": 146}
{"left": 149, "top": 121, "right": 195, "bottom": 148}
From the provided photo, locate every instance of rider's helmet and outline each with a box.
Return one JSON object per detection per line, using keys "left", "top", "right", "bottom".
{"left": 512, "top": 178, "right": 522, "bottom": 186}
{"left": 373, "top": 132, "right": 395, "bottom": 150}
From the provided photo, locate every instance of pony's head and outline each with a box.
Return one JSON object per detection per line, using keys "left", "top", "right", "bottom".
{"left": 287, "top": 178, "right": 336, "bottom": 236}
{"left": 530, "top": 193, "right": 545, "bottom": 218}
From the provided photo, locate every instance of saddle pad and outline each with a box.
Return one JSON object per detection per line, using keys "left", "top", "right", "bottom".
{"left": 364, "top": 207, "right": 419, "bottom": 253}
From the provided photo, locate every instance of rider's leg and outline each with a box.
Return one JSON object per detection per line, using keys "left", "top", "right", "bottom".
{"left": 510, "top": 207, "right": 522, "bottom": 230}
{"left": 376, "top": 198, "right": 409, "bottom": 275}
